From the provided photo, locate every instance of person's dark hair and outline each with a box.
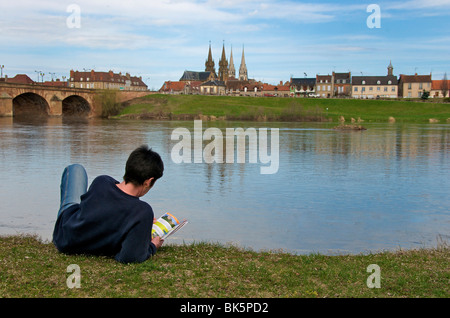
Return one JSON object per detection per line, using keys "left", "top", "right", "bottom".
{"left": 123, "top": 145, "right": 164, "bottom": 186}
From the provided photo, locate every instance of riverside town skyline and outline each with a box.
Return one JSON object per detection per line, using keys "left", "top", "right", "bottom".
{"left": 0, "top": 1, "right": 449, "bottom": 91}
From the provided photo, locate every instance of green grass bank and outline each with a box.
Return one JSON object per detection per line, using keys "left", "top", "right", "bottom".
{"left": 1, "top": 235, "right": 448, "bottom": 298}
{"left": 116, "top": 94, "right": 450, "bottom": 123}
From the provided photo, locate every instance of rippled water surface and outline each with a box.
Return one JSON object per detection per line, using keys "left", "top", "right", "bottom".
{"left": 0, "top": 117, "right": 449, "bottom": 255}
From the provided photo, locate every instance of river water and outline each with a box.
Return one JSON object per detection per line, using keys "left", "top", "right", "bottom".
{"left": 0, "top": 116, "right": 449, "bottom": 255}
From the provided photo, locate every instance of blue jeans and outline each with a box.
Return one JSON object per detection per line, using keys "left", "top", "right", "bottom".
{"left": 58, "top": 164, "right": 88, "bottom": 217}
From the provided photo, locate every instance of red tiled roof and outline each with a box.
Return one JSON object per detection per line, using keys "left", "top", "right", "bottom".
{"left": 70, "top": 70, "right": 147, "bottom": 87}
{"left": 276, "top": 85, "right": 290, "bottom": 91}
{"left": 399, "top": 74, "right": 432, "bottom": 83}
{"left": 261, "top": 83, "right": 290, "bottom": 91}
{"left": 6, "top": 74, "right": 35, "bottom": 84}
{"left": 431, "top": 80, "right": 449, "bottom": 90}
{"left": 42, "top": 80, "right": 67, "bottom": 87}
{"left": 159, "top": 81, "right": 186, "bottom": 92}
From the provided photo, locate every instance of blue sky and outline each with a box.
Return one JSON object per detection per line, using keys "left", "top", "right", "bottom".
{"left": 0, "top": 0, "right": 449, "bottom": 90}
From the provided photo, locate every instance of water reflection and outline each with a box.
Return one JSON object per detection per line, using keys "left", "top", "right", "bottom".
{"left": 0, "top": 117, "right": 448, "bottom": 255}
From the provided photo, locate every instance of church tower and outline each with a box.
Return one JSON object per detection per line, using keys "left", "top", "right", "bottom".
{"left": 387, "top": 60, "right": 394, "bottom": 76}
{"left": 205, "top": 42, "right": 216, "bottom": 75}
{"left": 228, "top": 46, "right": 236, "bottom": 79}
{"left": 239, "top": 45, "right": 248, "bottom": 81}
{"left": 218, "top": 42, "right": 229, "bottom": 82}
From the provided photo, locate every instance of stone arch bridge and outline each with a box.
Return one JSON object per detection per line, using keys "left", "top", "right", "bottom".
{"left": 0, "top": 82, "right": 150, "bottom": 117}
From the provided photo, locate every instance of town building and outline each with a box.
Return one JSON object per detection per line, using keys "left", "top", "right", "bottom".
{"left": 398, "top": 73, "right": 432, "bottom": 98}
{"left": 351, "top": 62, "right": 398, "bottom": 99}
{"left": 261, "top": 82, "right": 290, "bottom": 97}
{"left": 290, "top": 77, "right": 316, "bottom": 97}
{"left": 430, "top": 79, "right": 450, "bottom": 98}
{"left": 200, "top": 80, "right": 226, "bottom": 95}
{"left": 69, "top": 70, "right": 148, "bottom": 91}
{"left": 42, "top": 79, "right": 68, "bottom": 87}
{"left": 333, "top": 72, "right": 352, "bottom": 97}
{"left": 179, "top": 71, "right": 214, "bottom": 82}
{"left": 315, "top": 74, "right": 333, "bottom": 98}
{"left": 1, "top": 74, "right": 35, "bottom": 84}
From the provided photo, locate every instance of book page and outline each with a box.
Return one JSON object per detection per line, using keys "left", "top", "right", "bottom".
{"left": 152, "top": 212, "right": 187, "bottom": 239}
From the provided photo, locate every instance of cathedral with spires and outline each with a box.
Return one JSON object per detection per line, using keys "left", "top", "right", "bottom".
{"left": 203, "top": 42, "right": 248, "bottom": 82}
{"left": 161, "top": 42, "right": 290, "bottom": 96}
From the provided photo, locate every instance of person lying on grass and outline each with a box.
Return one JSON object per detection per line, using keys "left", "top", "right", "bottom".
{"left": 53, "top": 145, "right": 164, "bottom": 263}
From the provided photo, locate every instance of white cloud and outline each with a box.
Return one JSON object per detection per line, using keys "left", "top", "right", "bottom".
{"left": 1, "top": 0, "right": 449, "bottom": 89}
{"left": 385, "top": 0, "right": 450, "bottom": 10}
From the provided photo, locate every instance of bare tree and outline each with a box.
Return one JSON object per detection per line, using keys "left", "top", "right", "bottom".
{"left": 441, "top": 73, "right": 449, "bottom": 98}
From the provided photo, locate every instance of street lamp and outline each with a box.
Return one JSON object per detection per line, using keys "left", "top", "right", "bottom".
{"left": 35, "top": 70, "right": 42, "bottom": 82}
{"left": 0, "top": 65, "right": 4, "bottom": 78}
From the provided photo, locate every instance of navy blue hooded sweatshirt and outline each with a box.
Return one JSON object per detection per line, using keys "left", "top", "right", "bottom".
{"left": 53, "top": 175, "right": 157, "bottom": 263}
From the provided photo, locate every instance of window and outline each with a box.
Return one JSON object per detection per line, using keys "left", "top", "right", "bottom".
{"left": 377, "top": 87, "right": 380, "bottom": 91}
{"left": 419, "top": 83, "right": 423, "bottom": 89}
{"left": 354, "top": 87, "right": 358, "bottom": 92}
{"left": 362, "top": 80, "right": 366, "bottom": 85}
{"left": 388, "top": 80, "right": 392, "bottom": 85}
{"left": 377, "top": 80, "right": 381, "bottom": 85}
{"left": 362, "top": 87, "right": 365, "bottom": 92}
{"left": 408, "top": 83, "right": 411, "bottom": 89}
{"left": 80, "top": 78, "right": 83, "bottom": 81}
{"left": 384, "top": 87, "right": 388, "bottom": 92}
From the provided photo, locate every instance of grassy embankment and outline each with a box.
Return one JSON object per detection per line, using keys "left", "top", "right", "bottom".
{"left": 116, "top": 94, "right": 450, "bottom": 123}
{"left": 1, "top": 235, "right": 448, "bottom": 298}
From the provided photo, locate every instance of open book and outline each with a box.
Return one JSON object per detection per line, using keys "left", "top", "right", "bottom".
{"left": 152, "top": 212, "right": 188, "bottom": 239}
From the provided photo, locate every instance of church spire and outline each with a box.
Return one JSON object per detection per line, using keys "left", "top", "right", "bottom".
{"left": 218, "top": 41, "right": 229, "bottom": 82}
{"left": 228, "top": 45, "right": 236, "bottom": 78}
{"left": 239, "top": 45, "right": 248, "bottom": 81}
{"left": 205, "top": 41, "right": 215, "bottom": 74}
{"left": 387, "top": 60, "right": 394, "bottom": 76}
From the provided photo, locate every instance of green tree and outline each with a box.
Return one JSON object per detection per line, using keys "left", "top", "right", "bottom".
{"left": 94, "top": 90, "right": 121, "bottom": 118}
{"left": 441, "top": 73, "right": 448, "bottom": 98}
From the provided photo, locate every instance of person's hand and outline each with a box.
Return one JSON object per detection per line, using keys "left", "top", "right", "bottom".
{"left": 151, "top": 236, "right": 164, "bottom": 249}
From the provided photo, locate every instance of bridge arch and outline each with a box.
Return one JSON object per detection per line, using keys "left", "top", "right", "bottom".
{"left": 13, "top": 92, "right": 49, "bottom": 117}
{"left": 62, "top": 95, "right": 91, "bottom": 116}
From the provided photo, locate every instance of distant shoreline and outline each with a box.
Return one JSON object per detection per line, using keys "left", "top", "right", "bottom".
{"left": 113, "top": 94, "right": 450, "bottom": 124}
